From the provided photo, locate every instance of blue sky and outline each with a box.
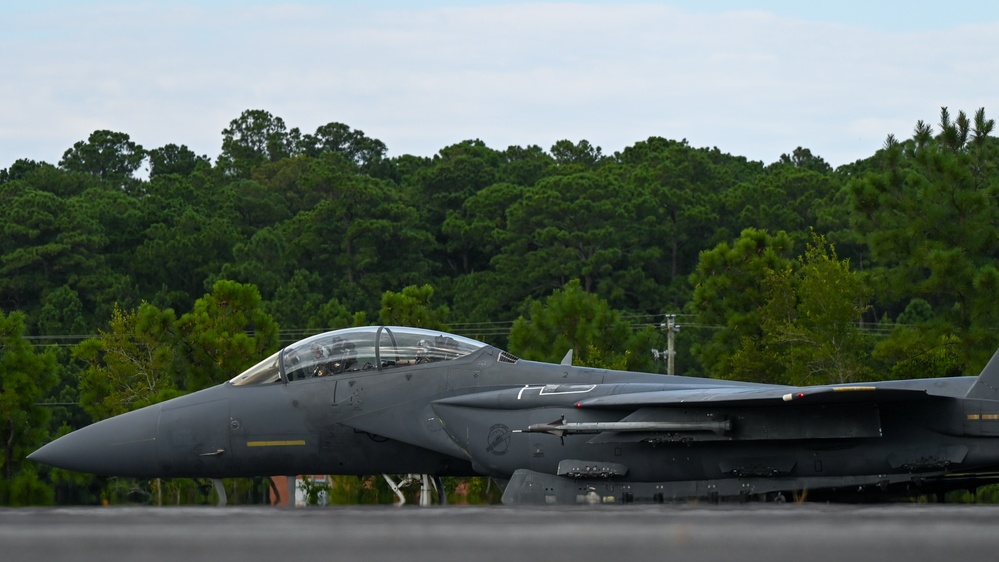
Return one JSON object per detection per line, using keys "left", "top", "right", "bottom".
{"left": 4, "top": 1, "right": 999, "bottom": 169}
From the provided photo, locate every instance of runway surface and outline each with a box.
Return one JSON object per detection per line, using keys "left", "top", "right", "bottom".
{"left": 3, "top": 503, "right": 998, "bottom": 562}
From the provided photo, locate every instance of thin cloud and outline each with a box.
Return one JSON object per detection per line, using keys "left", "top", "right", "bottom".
{"left": 3, "top": 2, "right": 999, "bottom": 169}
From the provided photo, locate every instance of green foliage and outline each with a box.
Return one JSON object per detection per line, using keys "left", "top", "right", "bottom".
{"left": 319, "top": 475, "right": 497, "bottom": 505}
{"left": 134, "top": 207, "right": 241, "bottom": 311}
{"left": 148, "top": 143, "right": 211, "bottom": 178}
{"left": 59, "top": 129, "right": 145, "bottom": 185}
{"left": 379, "top": 284, "right": 450, "bottom": 330}
{"left": 411, "top": 140, "right": 501, "bottom": 216}
{"left": 441, "top": 181, "right": 524, "bottom": 277}
{"left": 176, "top": 280, "right": 279, "bottom": 391}
{"left": 9, "top": 105, "right": 999, "bottom": 504}
{"left": 728, "top": 163, "right": 841, "bottom": 250}
{"left": 300, "top": 122, "right": 388, "bottom": 175}
{"left": 278, "top": 157, "right": 436, "bottom": 310}
{"left": 297, "top": 475, "right": 332, "bottom": 506}
{"left": 1, "top": 159, "right": 44, "bottom": 184}
{"left": 316, "top": 299, "right": 366, "bottom": 332}
{"left": 100, "top": 476, "right": 269, "bottom": 506}
{"left": 36, "top": 286, "right": 88, "bottom": 336}
{"left": 498, "top": 144, "right": 553, "bottom": 187}
{"left": 947, "top": 483, "right": 999, "bottom": 504}
{"left": 778, "top": 147, "right": 833, "bottom": 173}
{"left": 550, "top": 139, "right": 604, "bottom": 170}
{"left": 615, "top": 137, "right": 755, "bottom": 309}
{"left": 498, "top": 171, "right": 659, "bottom": 312}
{"left": 74, "top": 303, "right": 179, "bottom": 421}
{"left": 147, "top": 144, "right": 211, "bottom": 178}
{"left": 266, "top": 269, "right": 326, "bottom": 331}
{"left": 729, "top": 233, "right": 873, "bottom": 385}
{"left": 0, "top": 186, "right": 78, "bottom": 314}
{"left": 687, "top": 228, "right": 796, "bottom": 378}
{"left": 0, "top": 310, "right": 58, "bottom": 504}
{"left": 218, "top": 109, "right": 297, "bottom": 178}
{"left": 509, "top": 280, "right": 655, "bottom": 371}
{"left": 847, "top": 107, "right": 999, "bottom": 370}
{"left": 3, "top": 469, "right": 53, "bottom": 506}
{"left": 442, "top": 476, "right": 503, "bottom": 504}
{"left": 873, "top": 330, "right": 964, "bottom": 380}
{"left": 324, "top": 475, "right": 397, "bottom": 505}
{"left": 218, "top": 227, "right": 291, "bottom": 299}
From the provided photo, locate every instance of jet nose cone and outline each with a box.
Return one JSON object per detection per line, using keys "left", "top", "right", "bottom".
{"left": 29, "top": 405, "right": 161, "bottom": 477}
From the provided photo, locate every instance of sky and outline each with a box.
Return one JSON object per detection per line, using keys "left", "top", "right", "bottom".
{"left": 4, "top": 1, "right": 999, "bottom": 170}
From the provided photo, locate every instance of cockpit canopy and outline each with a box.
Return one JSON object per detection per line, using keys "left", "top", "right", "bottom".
{"left": 229, "top": 326, "right": 501, "bottom": 386}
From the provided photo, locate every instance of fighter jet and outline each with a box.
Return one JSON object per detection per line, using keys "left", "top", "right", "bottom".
{"left": 28, "top": 325, "right": 999, "bottom": 504}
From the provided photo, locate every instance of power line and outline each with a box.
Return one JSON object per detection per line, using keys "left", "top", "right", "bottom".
{"left": 16, "top": 316, "right": 932, "bottom": 351}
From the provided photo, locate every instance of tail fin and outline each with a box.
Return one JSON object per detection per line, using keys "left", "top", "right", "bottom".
{"left": 965, "top": 348, "right": 999, "bottom": 399}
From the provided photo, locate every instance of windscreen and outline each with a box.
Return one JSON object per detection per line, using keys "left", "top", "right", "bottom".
{"left": 229, "top": 326, "right": 496, "bottom": 385}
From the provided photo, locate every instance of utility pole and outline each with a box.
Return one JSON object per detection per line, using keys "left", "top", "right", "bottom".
{"left": 660, "top": 314, "right": 680, "bottom": 376}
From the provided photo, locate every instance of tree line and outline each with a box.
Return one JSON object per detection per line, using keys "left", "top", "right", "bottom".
{"left": 1, "top": 106, "right": 997, "bottom": 505}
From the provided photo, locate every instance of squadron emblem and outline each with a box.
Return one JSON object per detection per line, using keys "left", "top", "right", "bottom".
{"left": 486, "top": 424, "right": 511, "bottom": 455}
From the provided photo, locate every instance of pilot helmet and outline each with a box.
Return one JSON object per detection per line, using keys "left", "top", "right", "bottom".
{"left": 310, "top": 343, "right": 324, "bottom": 358}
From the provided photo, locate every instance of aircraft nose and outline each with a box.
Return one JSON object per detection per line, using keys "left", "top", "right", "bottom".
{"left": 29, "top": 404, "right": 162, "bottom": 477}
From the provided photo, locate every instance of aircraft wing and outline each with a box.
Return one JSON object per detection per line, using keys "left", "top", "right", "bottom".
{"left": 433, "top": 381, "right": 942, "bottom": 450}
{"left": 574, "top": 384, "right": 932, "bottom": 409}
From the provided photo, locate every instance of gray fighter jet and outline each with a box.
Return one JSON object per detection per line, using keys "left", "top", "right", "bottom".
{"left": 28, "top": 326, "right": 999, "bottom": 504}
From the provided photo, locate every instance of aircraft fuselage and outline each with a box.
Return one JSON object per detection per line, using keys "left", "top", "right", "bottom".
{"left": 29, "top": 326, "right": 999, "bottom": 504}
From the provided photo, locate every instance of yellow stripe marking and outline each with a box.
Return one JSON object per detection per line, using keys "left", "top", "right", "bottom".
{"left": 832, "top": 386, "right": 876, "bottom": 392}
{"left": 246, "top": 440, "right": 307, "bottom": 447}
{"left": 984, "top": 414, "right": 999, "bottom": 420}
{"left": 968, "top": 414, "right": 981, "bottom": 420}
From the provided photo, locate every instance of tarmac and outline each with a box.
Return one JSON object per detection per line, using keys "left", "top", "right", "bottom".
{"left": 3, "top": 503, "right": 998, "bottom": 562}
